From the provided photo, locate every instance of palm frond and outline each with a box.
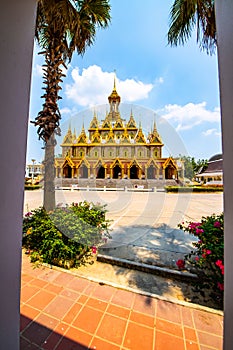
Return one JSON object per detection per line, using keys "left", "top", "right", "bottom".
{"left": 168, "top": 0, "right": 216, "bottom": 54}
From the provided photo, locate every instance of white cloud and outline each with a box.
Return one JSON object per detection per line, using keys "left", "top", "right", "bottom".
{"left": 157, "top": 102, "right": 221, "bottom": 131}
{"left": 34, "top": 64, "right": 43, "bottom": 77}
{"left": 60, "top": 107, "right": 72, "bottom": 115}
{"left": 202, "top": 128, "right": 221, "bottom": 137}
{"left": 65, "top": 65, "right": 154, "bottom": 107}
{"left": 155, "top": 77, "right": 164, "bottom": 84}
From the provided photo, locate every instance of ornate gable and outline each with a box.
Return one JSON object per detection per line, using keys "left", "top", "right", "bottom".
{"left": 163, "top": 157, "right": 178, "bottom": 169}
{"left": 89, "top": 113, "right": 99, "bottom": 129}
{"left": 121, "top": 128, "right": 130, "bottom": 143}
{"left": 101, "top": 119, "right": 111, "bottom": 129}
{"left": 106, "top": 128, "right": 115, "bottom": 143}
{"left": 91, "top": 129, "right": 101, "bottom": 143}
{"left": 76, "top": 124, "right": 87, "bottom": 144}
{"left": 127, "top": 111, "right": 137, "bottom": 129}
{"left": 135, "top": 124, "right": 146, "bottom": 143}
{"left": 62, "top": 156, "right": 75, "bottom": 168}
{"left": 149, "top": 121, "right": 163, "bottom": 144}
{"left": 62, "top": 125, "right": 73, "bottom": 144}
{"left": 113, "top": 117, "right": 124, "bottom": 129}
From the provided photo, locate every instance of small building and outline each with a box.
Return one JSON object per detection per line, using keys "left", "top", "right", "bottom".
{"left": 196, "top": 154, "right": 223, "bottom": 185}
{"left": 55, "top": 80, "right": 179, "bottom": 181}
{"left": 25, "top": 162, "right": 43, "bottom": 179}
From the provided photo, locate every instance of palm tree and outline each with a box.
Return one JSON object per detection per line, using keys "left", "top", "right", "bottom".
{"left": 167, "top": 0, "right": 216, "bottom": 54}
{"left": 32, "top": 0, "right": 111, "bottom": 210}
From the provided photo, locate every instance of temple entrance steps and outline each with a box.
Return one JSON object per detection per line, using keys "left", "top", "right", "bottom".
{"left": 54, "top": 178, "right": 178, "bottom": 189}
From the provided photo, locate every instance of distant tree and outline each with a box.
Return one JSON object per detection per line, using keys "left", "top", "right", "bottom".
{"left": 180, "top": 156, "right": 208, "bottom": 179}
{"left": 194, "top": 158, "right": 208, "bottom": 174}
{"left": 167, "top": 0, "right": 216, "bottom": 55}
{"left": 32, "top": 0, "right": 111, "bottom": 210}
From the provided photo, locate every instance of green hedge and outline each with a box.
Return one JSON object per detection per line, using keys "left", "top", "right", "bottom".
{"left": 25, "top": 185, "right": 41, "bottom": 190}
{"left": 165, "top": 186, "right": 223, "bottom": 193}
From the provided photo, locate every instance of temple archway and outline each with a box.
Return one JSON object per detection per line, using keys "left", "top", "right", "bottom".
{"left": 130, "top": 165, "right": 139, "bottom": 179}
{"left": 165, "top": 165, "right": 175, "bottom": 179}
{"left": 96, "top": 166, "right": 105, "bottom": 179}
{"left": 113, "top": 165, "right": 121, "bottom": 179}
{"left": 63, "top": 165, "right": 72, "bottom": 178}
{"left": 147, "top": 164, "right": 156, "bottom": 179}
{"left": 79, "top": 164, "right": 88, "bottom": 178}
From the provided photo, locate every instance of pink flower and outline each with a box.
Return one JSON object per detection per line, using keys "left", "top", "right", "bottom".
{"left": 206, "top": 250, "right": 212, "bottom": 255}
{"left": 216, "top": 260, "right": 223, "bottom": 267}
{"left": 196, "top": 228, "right": 204, "bottom": 235}
{"left": 217, "top": 282, "right": 224, "bottom": 291}
{"left": 188, "top": 222, "right": 201, "bottom": 230}
{"left": 214, "top": 221, "right": 221, "bottom": 228}
{"left": 92, "top": 246, "right": 97, "bottom": 254}
{"left": 176, "top": 259, "right": 185, "bottom": 269}
{"left": 215, "top": 260, "right": 224, "bottom": 274}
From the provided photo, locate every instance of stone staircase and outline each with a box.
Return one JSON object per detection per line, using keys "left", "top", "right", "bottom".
{"left": 54, "top": 178, "right": 178, "bottom": 189}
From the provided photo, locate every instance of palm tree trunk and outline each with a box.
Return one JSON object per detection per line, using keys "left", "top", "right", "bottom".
{"left": 43, "top": 133, "right": 56, "bottom": 211}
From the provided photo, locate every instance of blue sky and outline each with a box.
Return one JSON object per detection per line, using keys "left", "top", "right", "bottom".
{"left": 27, "top": 0, "right": 222, "bottom": 164}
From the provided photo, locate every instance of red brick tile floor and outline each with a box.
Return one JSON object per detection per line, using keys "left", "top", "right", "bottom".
{"left": 20, "top": 253, "right": 223, "bottom": 350}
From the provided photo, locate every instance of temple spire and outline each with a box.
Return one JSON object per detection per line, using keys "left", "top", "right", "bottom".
{"left": 107, "top": 73, "right": 121, "bottom": 122}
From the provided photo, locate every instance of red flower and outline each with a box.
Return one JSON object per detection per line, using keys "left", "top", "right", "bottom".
{"left": 214, "top": 221, "right": 221, "bottom": 228}
{"left": 195, "top": 256, "right": 200, "bottom": 261}
{"left": 216, "top": 259, "right": 223, "bottom": 267}
{"left": 92, "top": 246, "right": 97, "bottom": 254}
{"left": 217, "top": 282, "right": 224, "bottom": 291}
{"left": 206, "top": 250, "right": 212, "bottom": 255}
{"left": 176, "top": 259, "right": 185, "bottom": 269}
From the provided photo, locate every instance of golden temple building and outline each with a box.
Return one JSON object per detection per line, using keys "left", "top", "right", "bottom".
{"left": 55, "top": 80, "right": 178, "bottom": 182}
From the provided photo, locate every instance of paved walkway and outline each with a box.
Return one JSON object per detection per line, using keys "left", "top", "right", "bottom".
{"left": 21, "top": 253, "right": 223, "bottom": 350}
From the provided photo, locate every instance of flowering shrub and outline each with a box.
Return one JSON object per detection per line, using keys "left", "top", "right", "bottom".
{"left": 22, "top": 201, "right": 111, "bottom": 269}
{"left": 176, "top": 259, "right": 185, "bottom": 269}
{"left": 178, "top": 213, "right": 224, "bottom": 307}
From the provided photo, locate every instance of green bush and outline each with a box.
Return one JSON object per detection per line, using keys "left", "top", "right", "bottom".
{"left": 178, "top": 213, "right": 224, "bottom": 309}
{"left": 22, "top": 201, "right": 111, "bottom": 269}
{"left": 24, "top": 185, "right": 41, "bottom": 190}
{"left": 165, "top": 186, "right": 223, "bottom": 193}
